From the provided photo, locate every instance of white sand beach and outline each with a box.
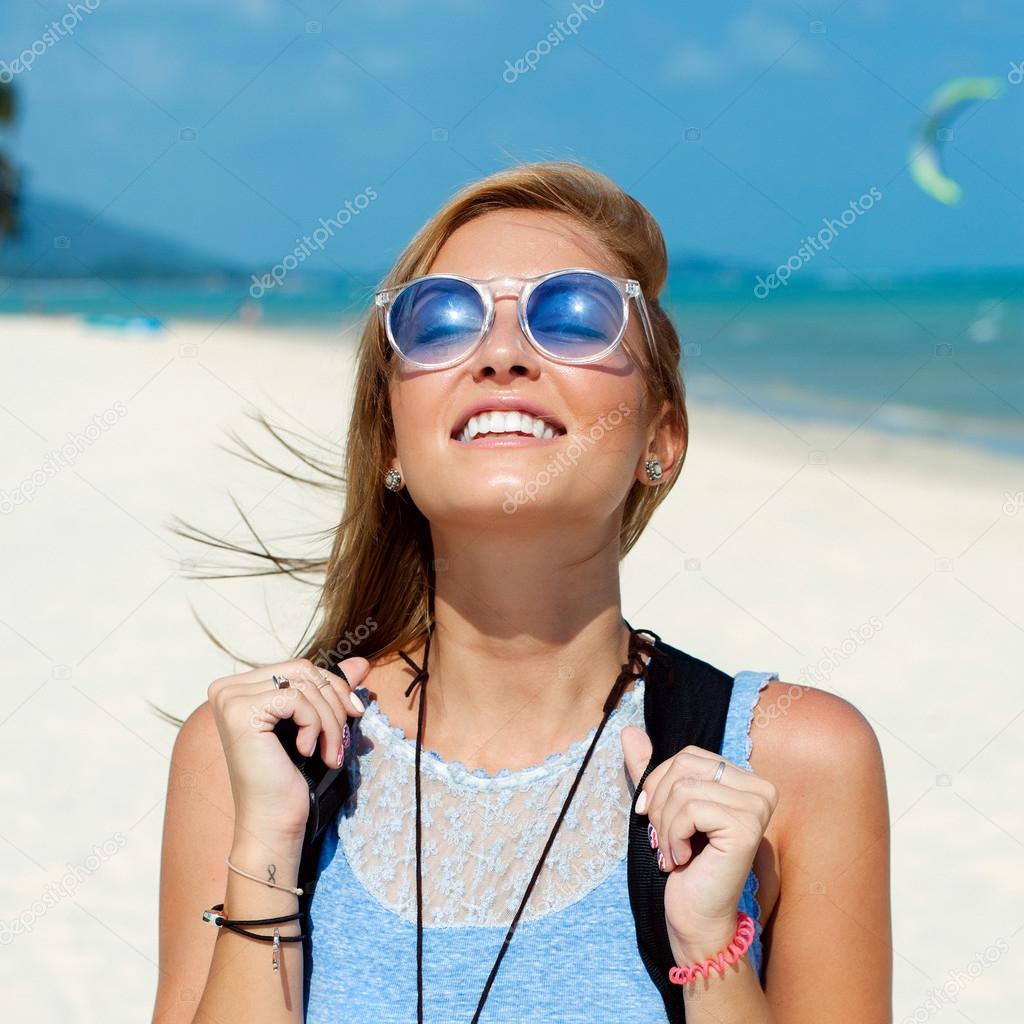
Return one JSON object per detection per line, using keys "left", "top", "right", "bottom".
{"left": 2, "top": 312, "right": 1022, "bottom": 1020}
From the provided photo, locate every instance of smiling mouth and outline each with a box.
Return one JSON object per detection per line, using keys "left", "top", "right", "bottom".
{"left": 452, "top": 410, "right": 567, "bottom": 444}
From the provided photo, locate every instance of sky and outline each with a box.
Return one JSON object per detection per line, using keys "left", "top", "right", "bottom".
{"left": 2, "top": 0, "right": 1023, "bottom": 276}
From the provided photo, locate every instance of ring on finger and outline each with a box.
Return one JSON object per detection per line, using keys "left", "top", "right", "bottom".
{"left": 272, "top": 673, "right": 290, "bottom": 690}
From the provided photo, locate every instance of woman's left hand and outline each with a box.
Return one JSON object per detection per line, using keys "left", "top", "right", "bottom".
{"left": 621, "top": 726, "right": 779, "bottom": 963}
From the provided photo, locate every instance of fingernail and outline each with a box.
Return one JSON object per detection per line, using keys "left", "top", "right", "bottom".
{"left": 635, "top": 790, "right": 648, "bottom": 814}
{"left": 342, "top": 722, "right": 351, "bottom": 750}
{"left": 657, "top": 850, "right": 665, "bottom": 872}
{"left": 648, "top": 823, "right": 658, "bottom": 850}
{"left": 336, "top": 746, "right": 345, "bottom": 768}
{"left": 349, "top": 691, "right": 365, "bottom": 714}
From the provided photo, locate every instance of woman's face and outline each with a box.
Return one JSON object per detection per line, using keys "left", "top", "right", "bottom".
{"left": 388, "top": 208, "right": 665, "bottom": 533}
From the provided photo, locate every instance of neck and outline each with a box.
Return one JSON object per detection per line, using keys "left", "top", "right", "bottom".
{"left": 401, "top": 525, "right": 638, "bottom": 771}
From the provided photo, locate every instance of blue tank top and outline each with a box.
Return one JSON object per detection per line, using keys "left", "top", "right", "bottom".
{"left": 304, "top": 667, "right": 776, "bottom": 1022}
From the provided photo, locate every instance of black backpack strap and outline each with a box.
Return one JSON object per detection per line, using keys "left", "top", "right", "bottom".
{"left": 296, "top": 656, "right": 355, "bottom": 1019}
{"left": 295, "top": 635, "right": 735, "bottom": 1020}
{"left": 297, "top": 828, "right": 327, "bottom": 1019}
{"left": 627, "top": 634, "right": 736, "bottom": 1023}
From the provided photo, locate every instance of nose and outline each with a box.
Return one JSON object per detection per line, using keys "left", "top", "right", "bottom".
{"left": 464, "top": 293, "right": 541, "bottom": 382}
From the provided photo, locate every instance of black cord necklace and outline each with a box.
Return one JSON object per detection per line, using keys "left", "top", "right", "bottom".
{"left": 396, "top": 623, "right": 658, "bottom": 1024}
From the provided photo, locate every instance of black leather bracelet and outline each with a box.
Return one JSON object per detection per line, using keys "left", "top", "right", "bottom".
{"left": 202, "top": 903, "right": 306, "bottom": 972}
{"left": 203, "top": 903, "right": 305, "bottom": 929}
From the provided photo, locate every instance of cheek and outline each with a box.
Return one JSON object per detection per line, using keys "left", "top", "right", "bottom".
{"left": 389, "top": 375, "right": 454, "bottom": 461}
{"left": 569, "top": 378, "right": 647, "bottom": 456}
{"left": 554, "top": 388, "right": 648, "bottom": 499}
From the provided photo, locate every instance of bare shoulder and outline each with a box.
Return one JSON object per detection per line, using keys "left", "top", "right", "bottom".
{"left": 167, "top": 698, "right": 235, "bottom": 829}
{"left": 751, "top": 680, "right": 883, "bottom": 770}
{"left": 164, "top": 696, "right": 235, "bottom": 887}
{"left": 151, "top": 699, "right": 235, "bottom": 1023}
{"left": 746, "top": 682, "right": 892, "bottom": 1018}
{"left": 173, "top": 697, "right": 224, "bottom": 764}
{"left": 753, "top": 679, "right": 880, "bottom": 761}
{"left": 750, "top": 681, "right": 886, "bottom": 831}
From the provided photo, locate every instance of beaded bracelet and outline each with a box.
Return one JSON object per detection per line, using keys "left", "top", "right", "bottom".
{"left": 668, "top": 911, "right": 756, "bottom": 985}
{"left": 202, "top": 903, "right": 307, "bottom": 973}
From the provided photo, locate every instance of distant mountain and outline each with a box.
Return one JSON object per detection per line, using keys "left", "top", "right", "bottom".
{"left": 666, "top": 252, "right": 762, "bottom": 290}
{"left": 0, "top": 194, "right": 242, "bottom": 280}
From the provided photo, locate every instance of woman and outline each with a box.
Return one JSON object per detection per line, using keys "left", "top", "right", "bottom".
{"left": 152, "top": 161, "right": 892, "bottom": 1023}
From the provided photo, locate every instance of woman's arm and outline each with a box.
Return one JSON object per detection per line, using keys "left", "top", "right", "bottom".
{"left": 150, "top": 701, "right": 306, "bottom": 1024}
{"left": 754, "top": 684, "right": 893, "bottom": 1023}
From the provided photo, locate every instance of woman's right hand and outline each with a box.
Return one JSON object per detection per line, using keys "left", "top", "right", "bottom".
{"left": 207, "top": 656, "right": 370, "bottom": 841}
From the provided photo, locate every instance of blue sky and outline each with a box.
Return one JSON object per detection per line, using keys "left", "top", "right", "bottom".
{"left": 3, "top": 0, "right": 1023, "bottom": 274}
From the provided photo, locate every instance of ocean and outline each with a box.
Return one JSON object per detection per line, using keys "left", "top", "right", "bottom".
{"left": 2, "top": 273, "right": 1021, "bottom": 458}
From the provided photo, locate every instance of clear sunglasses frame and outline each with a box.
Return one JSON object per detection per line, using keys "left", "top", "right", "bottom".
{"left": 373, "top": 266, "right": 658, "bottom": 371}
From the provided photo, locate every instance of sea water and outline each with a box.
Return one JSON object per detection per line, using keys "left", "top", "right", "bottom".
{"left": 1, "top": 273, "right": 1021, "bottom": 458}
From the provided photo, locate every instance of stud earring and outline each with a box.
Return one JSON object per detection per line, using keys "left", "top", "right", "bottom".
{"left": 644, "top": 457, "right": 663, "bottom": 482}
{"left": 384, "top": 467, "right": 403, "bottom": 492}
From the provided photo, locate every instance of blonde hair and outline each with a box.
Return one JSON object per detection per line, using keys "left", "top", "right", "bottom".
{"left": 163, "top": 160, "right": 688, "bottom": 719}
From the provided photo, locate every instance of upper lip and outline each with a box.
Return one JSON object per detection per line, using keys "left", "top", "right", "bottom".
{"left": 451, "top": 396, "right": 567, "bottom": 437}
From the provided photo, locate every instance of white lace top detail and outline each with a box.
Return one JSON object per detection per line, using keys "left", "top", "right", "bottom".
{"left": 338, "top": 675, "right": 648, "bottom": 928}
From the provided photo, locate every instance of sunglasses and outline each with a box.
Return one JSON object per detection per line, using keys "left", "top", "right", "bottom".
{"left": 374, "top": 267, "right": 657, "bottom": 370}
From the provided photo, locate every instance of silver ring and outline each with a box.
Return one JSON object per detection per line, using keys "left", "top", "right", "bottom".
{"left": 711, "top": 760, "right": 726, "bottom": 784}
{"left": 271, "top": 673, "right": 290, "bottom": 690}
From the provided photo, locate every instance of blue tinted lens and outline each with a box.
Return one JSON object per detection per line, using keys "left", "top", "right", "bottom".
{"left": 388, "top": 278, "right": 485, "bottom": 365}
{"left": 525, "top": 272, "right": 624, "bottom": 360}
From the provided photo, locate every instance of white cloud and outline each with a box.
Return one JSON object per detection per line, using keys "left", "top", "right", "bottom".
{"left": 664, "top": 42, "right": 722, "bottom": 84}
{"left": 731, "top": 11, "right": 824, "bottom": 72}
{"left": 664, "top": 10, "right": 825, "bottom": 84}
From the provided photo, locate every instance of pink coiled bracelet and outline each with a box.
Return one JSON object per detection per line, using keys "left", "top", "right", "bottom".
{"left": 668, "top": 910, "right": 756, "bottom": 985}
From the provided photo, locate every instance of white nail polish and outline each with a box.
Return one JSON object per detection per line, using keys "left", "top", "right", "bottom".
{"left": 635, "top": 789, "right": 648, "bottom": 814}
{"left": 349, "top": 691, "right": 365, "bottom": 713}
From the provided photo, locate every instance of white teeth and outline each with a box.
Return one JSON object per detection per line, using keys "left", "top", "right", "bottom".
{"left": 456, "top": 409, "right": 561, "bottom": 442}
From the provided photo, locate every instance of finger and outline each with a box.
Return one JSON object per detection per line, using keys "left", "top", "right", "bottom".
{"left": 308, "top": 665, "right": 362, "bottom": 767}
{"left": 306, "top": 668, "right": 350, "bottom": 768}
{"left": 285, "top": 666, "right": 344, "bottom": 769}
{"left": 651, "top": 783, "right": 766, "bottom": 869}
{"left": 213, "top": 657, "right": 325, "bottom": 689}
{"left": 636, "top": 747, "right": 772, "bottom": 818}
{"left": 621, "top": 725, "right": 653, "bottom": 792}
{"left": 660, "top": 800, "right": 764, "bottom": 872}
{"left": 219, "top": 658, "right": 368, "bottom": 718}
{"left": 248, "top": 684, "right": 323, "bottom": 758}
{"left": 650, "top": 774, "right": 756, "bottom": 826}
{"left": 672, "top": 745, "right": 779, "bottom": 808}
{"left": 317, "top": 658, "right": 370, "bottom": 717}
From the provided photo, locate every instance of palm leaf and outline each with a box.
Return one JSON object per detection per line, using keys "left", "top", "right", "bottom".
{"left": 0, "top": 82, "right": 13, "bottom": 124}
{"left": 0, "top": 82, "right": 18, "bottom": 239}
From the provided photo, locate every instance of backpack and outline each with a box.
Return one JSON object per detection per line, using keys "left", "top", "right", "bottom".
{"left": 294, "top": 632, "right": 737, "bottom": 1022}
